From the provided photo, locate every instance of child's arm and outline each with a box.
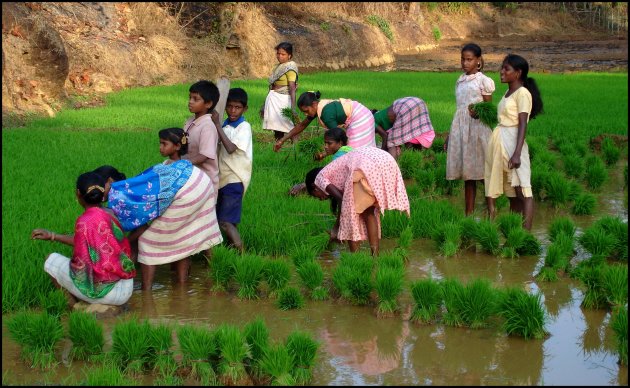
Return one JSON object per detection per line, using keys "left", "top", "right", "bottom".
{"left": 216, "top": 124, "right": 237, "bottom": 154}
{"left": 31, "top": 228, "right": 74, "bottom": 246}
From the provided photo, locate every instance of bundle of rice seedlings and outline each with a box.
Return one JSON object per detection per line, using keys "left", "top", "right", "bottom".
{"left": 593, "top": 216, "right": 628, "bottom": 260}
{"left": 398, "top": 148, "right": 424, "bottom": 179}
{"left": 578, "top": 226, "right": 616, "bottom": 258}
{"left": 233, "top": 254, "right": 266, "bottom": 299}
{"left": 601, "top": 137, "right": 620, "bottom": 166}
{"left": 285, "top": 331, "right": 319, "bottom": 386}
{"left": 601, "top": 264, "right": 628, "bottom": 307}
{"left": 39, "top": 289, "right": 68, "bottom": 318}
{"left": 82, "top": 362, "right": 135, "bottom": 386}
{"left": 552, "top": 233, "right": 575, "bottom": 263}
{"left": 397, "top": 225, "right": 413, "bottom": 251}
{"left": 469, "top": 101, "right": 498, "bottom": 129}
{"left": 458, "top": 217, "right": 478, "bottom": 249}
{"left": 215, "top": 324, "right": 252, "bottom": 385}
{"left": 377, "top": 252, "right": 405, "bottom": 272}
{"left": 7, "top": 310, "right": 64, "bottom": 369}
{"left": 501, "top": 228, "right": 527, "bottom": 259}
{"left": 305, "top": 232, "right": 331, "bottom": 255}
{"left": 571, "top": 192, "right": 597, "bottom": 215}
{"left": 548, "top": 217, "right": 576, "bottom": 242}
{"left": 67, "top": 311, "right": 105, "bottom": 361}
{"left": 243, "top": 317, "right": 270, "bottom": 382}
{"left": 176, "top": 324, "right": 217, "bottom": 384}
{"left": 536, "top": 266, "right": 559, "bottom": 282}
{"left": 536, "top": 244, "right": 564, "bottom": 282}
{"left": 208, "top": 245, "right": 237, "bottom": 292}
{"left": 382, "top": 209, "right": 411, "bottom": 238}
{"left": 584, "top": 155, "right": 608, "bottom": 190}
{"left": 431, "top": 137, "right": 446, "bottom": 153}
{"left": 474, "top": 220, "right": 501, "bottom": 256}
{"left": 264, "top": 259, "right": 291, "bottom": 297}
{"left": 434, "top": 158, "right": 461, "bottom": 196}
{"left": 440, "top": 278, "right": 466, "bottom": 327}
{"left": 496, "top": 213, "right": 523, "bottom": 238}
{"left": 339, "top": 252, "right": 374, "bottom": 274}
{"left": 277, "top": 286, "right": 305, "bottom": 310}
{"left": 333, "top": 253, "right": 374, "bottom": 305}
{"left": 544, "top": 171, "right": 572, "bottom": 208}
{"left": 410, "top": 278, "right": 442, "bottom": 324}
{"left": 153, "top": 375, "right": 183, "bottom": 386}
{"left": 562, "top": 153, "right": 585, "bottom": 179}
{"left": 566, "top": 180, "right": 582, "bottom": 201}
{"left": 579, "top": 265, "right": 607, "bottom": 310}
{"left": 111, "top": 316, "right": 151, "bottom": 375}
{"left": 259, "top": 343, "right": 296, "bottom": 386}
{"left": 297, "top": 135, "right": 324, "bottom": 158}
{"left": 460, "top": 278, "right": 497, "bottom": 329}
{"left": 432, "top": 221, "right": 461, "bottom": 257}
{"left": 375, "top": 266, "right": 405, "bottom": 316}
{"left": 296, "top": 261, "right": 328, "bottom": 301}
{"left": 413, "top": 168, "right": 435, "bottom": 193}
{"left": 496, "top": 287, "right": 547, "bottom": 339}
{"left": 291, "top": 245, "right": 317, "bottom": 269}
{"left": 281, "top": 106, "right": 300, "bottom": 125}
{"left": 610, "top": 306, "right": 628, "bottom": 366}
{"left": 147, "top": 322, "right": 177, "bottom": 378}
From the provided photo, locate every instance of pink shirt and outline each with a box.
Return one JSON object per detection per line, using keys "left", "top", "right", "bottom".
{"left": 184, "top": 114, "right": 219, "bottom": 190}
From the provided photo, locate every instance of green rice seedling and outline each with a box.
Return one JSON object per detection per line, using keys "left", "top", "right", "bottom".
{"left": 291, "top": 245, "right": 317, "bottom": 269}
{"left": 382, "top": 208, "right": 411, "bottom": 238}
{"left": 259, "top": 343, "right": 296, "bottom": 386}
{"left": 469, "top": 101, "right": 498, "bottom": 128}
{"left": 67, "top": 310, "right": 105, "bottom": 361}
{"left": 296, "top": 135, "right": 324, "bottom": 159}
{"left": 572, "top": 192, "right": 597, "bottom": 215}
{"left": 333, "top": 252, "right": 374, "bottom": 305}
{"left": 432, "top": 221, "right": 462, "bottom": 257}
{"left": 39, "top": 288, "right": 68, "bottom": 318}
{"left": 264, "top": 259, "right": 291, "bottom": 297}
{"left": 233, "top": 254, "right": 266, "bottom": 300}
{"left": 378, "top": 252, "right": 405, "bottom": 272}
{"left": 440, "top": 278, "right": 466, "bottom": 327}
{"left": 111, "top": 316, "right": 151, "bottom": 375}
{"left": 533, "top": 148, "right": 558, "bottom": 171}
{"left": 82, "top": 362, "right": 135, "bottom": 386}
{"left": 496, "top": 212, "right": 523, "bottom": 238}
{"left": 397, "top": 225, "right": 413, "bottom": 251}
{"left": 153, "top": 375, "right": 184, "bottom": 386}
{"left": 536, "top": 244, "right": 565, "bottom": 282}
{"left": 593, "top": 216, "right": 628, "bottom": 261}
{"left": 413, "top": 168, "right": 435, "bottom": 193}
{"left": 544, "top": 171, "right": 572, "bottom": 208}
{"left": 584, "top": 155, "right": 608, "bottom": 190}
{"left": 473, "top": 220, "right": 501, "bottom": 256}
{"left": 397, "top": 148, "right": 424, "bottom": 179}
{"left": 305, "top": 231, "right": 331, "bottom": 254}
{"left": 431, "top": 137, "right": 445, "bottom": 153}
{"left": 281, "top": 106, "right": 301, "bottom": 125}
{"left": 285, "top": 330, "right": 319, "bottom": 386}
{"left": 433, "top": 155, "right": 461, "bottom": 196}
{"left": 496, "top": 287, "right": 547, "bottom": 339}
{"left": 215, "top": 324, "right": 251, "bottom": 385}
{"left": 548, "top": 216, "right": 576, "bottom": 242}
{"left": 536, "top": 266, "right": 559, "bottom": 282}
{"left": 460, "top": 278, "right": 497, "bottom": 329}
{"left": 553, "top": 232, "right": 575, "bottom": 262}
{"left": 458, "top": 217, "right": 478, "bottom": 249}
{"left": 375, "top": 266, "right": 405, "bottom": 316}
{"left": 562, "top": 153, "right": 585, "bottom": 179}
{"left": 579, "top": 265, "right": 607, "bottom": 310}
{"left": 610, "top": 306, "right": 628, "bottom": 366}
{"left": 243, "top": 316, "right": 270, "bottom": 371}
{"left": 601, "top": 264, "right": 628, "bottom": 307}
{"left": 518, "top": 232, "right": 541, "bottom": 256}
{"left": 147, "top": 322, "right": 177, "bottom": 377}
{"left": 6, "top": 310, "right": 64, "bottom": 369}
{"left": 296, "top": 260, "right": 328, "bottom": 301}
{"left": 409, "top": 278, "right": 443, "bottom": 324}
{"left": 208, "top": 245, "right": 237, "bottom": 292}
{"left": 601, "top": 137, "right": 620, "bottom": 166}
{"left": 578, "top": 226, "right": 616, "bottom": 259}
{"left": 176, "top": 324, "right": 217, "bottom": 384}
{"left": 277, "top": 286, "right": 305, "bottom": 310}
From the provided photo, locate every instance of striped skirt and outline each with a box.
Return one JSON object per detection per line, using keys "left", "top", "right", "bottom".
{"left": 138, "top": 167, "right": 223, "bottom": 265}
{"left": 346, "top": 101, "right": 377, "bottom": 148}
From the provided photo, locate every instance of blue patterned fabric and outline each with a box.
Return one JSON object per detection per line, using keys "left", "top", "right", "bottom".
{"left": 108, "top": 160, "right": 193, "bottom": 231}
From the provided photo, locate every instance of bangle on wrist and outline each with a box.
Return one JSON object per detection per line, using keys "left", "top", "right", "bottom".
{"left": 51, "top": 232, "right": 56, "bottom": 241}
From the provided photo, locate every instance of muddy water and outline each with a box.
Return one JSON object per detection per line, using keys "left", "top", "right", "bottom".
{"left": 3, "top": 172, "right": 628, "bottom": 385}
{"left": 377, "top": 38, "right": 628, "bottom": 73}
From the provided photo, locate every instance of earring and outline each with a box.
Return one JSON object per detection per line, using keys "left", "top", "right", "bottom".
{"left": 477, "top": 62, "right": 482, "bottom": 70}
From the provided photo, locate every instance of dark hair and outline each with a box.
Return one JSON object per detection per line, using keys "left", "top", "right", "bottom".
{"left": 324, "top": 127, "right": 348, "bottom": 145}
{"left": 297, "top": 91, "right": 321, "bottom": 108}
{"left": 462, "top": 42, "right": 484, "bottom": 71}
{"left": 77, "top": 171, "right": 107, "bottom": 205}
{"left": 227, "top": 87, "right": 248, "bottom": 107}
{"left": 275, "top": 41, "right": 293, "bottom": 57}
{"left": 159, "top": 127, "right": 188, "bottom": 156}
{"left": 189, "top": 80, "right": 220, "bottom": 113}
{"left": 93, "top": 165, "right": 126, "bottom": 182}
{"left": 503, "top": 54, "right": 544, "bottom": 119}
{"left": 305, "top": 167, "right": 324, "bottom": 196}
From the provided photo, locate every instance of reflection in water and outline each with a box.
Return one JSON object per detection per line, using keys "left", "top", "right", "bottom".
{"left": 538, "top": 278, "right": 575, "bottom": 318}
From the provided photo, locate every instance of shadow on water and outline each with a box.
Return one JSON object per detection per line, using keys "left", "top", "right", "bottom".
{"left": 2, "top": 167, "right": 628, "bottom": 385}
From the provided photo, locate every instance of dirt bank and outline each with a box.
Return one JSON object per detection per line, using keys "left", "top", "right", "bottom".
{"left": 2, "top": 2, "right": 627, "bottom": 118}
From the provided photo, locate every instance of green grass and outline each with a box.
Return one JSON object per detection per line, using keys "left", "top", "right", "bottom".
{"left": 285, "top": 330, "right": 319, "bottom": 386}
{"left": 67, "top": 311, "right": 105, "bottom": 361}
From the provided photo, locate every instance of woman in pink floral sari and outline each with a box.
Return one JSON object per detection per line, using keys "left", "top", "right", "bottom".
{"left": 32, "top": 171, "right": 136, "bottom": 305}
{"left": 304, "top": 146, "right": 410, "bottom": 256}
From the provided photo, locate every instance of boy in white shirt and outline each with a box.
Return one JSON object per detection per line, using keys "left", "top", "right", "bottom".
{"left": 216, "top": 88, "right": 253, "bottom": 252}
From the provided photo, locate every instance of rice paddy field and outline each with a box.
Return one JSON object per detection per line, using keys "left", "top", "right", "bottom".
{"left": 2, "top": 70, "right": 628, "bottom": 385}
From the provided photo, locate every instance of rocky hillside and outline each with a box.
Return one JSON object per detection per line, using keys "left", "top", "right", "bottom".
{"left": 1, "top": 2, "right": 624, "bottom": 117}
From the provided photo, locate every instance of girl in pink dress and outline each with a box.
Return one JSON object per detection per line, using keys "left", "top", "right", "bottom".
{"left": 304, "top": 147, "right": 410, "bottom": 256}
